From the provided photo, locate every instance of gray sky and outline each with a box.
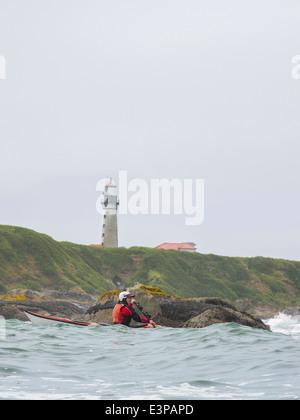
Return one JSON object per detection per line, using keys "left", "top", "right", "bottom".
{"left": 0, "top": 0, "right": 300, "bottom": 260}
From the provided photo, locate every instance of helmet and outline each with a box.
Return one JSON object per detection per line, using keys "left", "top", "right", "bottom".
{"left": 119, "top": 291, "right": 135, "bottom": 302}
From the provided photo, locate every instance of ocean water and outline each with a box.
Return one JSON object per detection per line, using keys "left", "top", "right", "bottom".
{"left": 0, "top": 314, "right": 300, "bottom": 400}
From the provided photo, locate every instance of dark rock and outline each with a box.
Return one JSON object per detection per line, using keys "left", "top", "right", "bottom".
{"left": 0, "top": 298, "right": 88, "bottom": 321}
{"left": 0, "top": 285, "right": 270, "bottom": 331}
{"left": 86, "top": 284, "right": 270, "bottom": 331}
{"left": 0, "top": 288, "right": 97, "bottom": 322}
{"left": 86, "top": 299, "right": 116, "bottom": 314}
{"left": 86, "top": 300, "right": 117, "bottom": 324}
{"left": 183, "top": 307, "right": 268, "bottom": 330}
{"left": 234, "top": 298, "right": 281, "bottom": 319}
{"left": 43, "top": 289, "right": 97, "bottom": 304}
{"left": 0, "top": 304, "right": 28, "bottom": 321}
{"left": 283, "top": 307, "right": 300, "bottom": 317}
{"left": 154, "top": 296, "right": 269, "bottom": 330}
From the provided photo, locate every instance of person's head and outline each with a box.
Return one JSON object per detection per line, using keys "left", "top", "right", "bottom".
{"left": 119, "top": 291, "right": 135, "bottom": 305}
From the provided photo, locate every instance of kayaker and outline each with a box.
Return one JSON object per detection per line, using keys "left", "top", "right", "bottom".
{"left": 113, "top": 291, "right": 155, "bottom": 326}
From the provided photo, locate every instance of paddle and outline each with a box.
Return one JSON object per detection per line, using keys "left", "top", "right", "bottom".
{"left": 112, "top": 276, "right": 155, "bottom": 326}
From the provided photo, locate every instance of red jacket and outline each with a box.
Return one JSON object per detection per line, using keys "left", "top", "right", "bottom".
{"left": 113, "top": 303, "right": 148, "bottom": 326}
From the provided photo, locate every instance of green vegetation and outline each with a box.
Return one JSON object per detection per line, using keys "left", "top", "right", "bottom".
{"left": 0, "top": 225, "right": 300, "bottom": 307}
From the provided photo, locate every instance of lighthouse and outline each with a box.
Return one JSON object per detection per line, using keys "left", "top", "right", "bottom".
{"left": 101, "top": 178, "right": 119, "bottom": 247}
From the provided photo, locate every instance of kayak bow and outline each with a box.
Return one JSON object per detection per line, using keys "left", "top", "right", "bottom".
{"left": 23, "top": 310, "right": 106, "bottom": 326}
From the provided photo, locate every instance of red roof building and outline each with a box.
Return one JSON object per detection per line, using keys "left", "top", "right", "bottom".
{"left": 155, "top": 242, "right": 197, "bottom": 252}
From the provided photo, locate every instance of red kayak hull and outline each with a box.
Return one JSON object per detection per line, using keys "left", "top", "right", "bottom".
{"left": 24, "top": 310, "right": 164, "bottom": 328}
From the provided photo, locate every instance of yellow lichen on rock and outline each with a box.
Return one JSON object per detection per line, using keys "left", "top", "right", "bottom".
{"left": 0, "top": 294, "right": 27, "bottom": 301}
{"left": 140, "top": 285, "right": 171, "bottom": 296}
{"left": 97, "top": 290, "right": 119, "bottom": 303}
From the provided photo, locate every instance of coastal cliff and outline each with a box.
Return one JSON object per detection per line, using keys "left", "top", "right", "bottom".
{"left": 1, "top": 225, "right": 300, "bottom": 319}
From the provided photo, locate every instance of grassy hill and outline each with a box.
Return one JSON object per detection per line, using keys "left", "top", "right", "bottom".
{"left": 1, "top": 225, "right": 300, "bottom": 308}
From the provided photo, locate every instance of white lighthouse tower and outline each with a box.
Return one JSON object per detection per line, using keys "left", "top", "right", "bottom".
{"left": 101, "top": 178, "right": 119, "bottom": 247}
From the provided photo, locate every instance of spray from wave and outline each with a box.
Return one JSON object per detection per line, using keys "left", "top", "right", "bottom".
{"left": 265, "top": 312, "right": 300, "bottom": 339}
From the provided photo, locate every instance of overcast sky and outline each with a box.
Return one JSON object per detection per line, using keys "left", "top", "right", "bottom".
{"left": 0, "top": 1, "right": 300, "bottom": 260}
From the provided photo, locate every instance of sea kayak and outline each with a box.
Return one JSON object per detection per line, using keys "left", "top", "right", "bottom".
{"left": 23, "top": 310, "right": 162, "bottom": 328}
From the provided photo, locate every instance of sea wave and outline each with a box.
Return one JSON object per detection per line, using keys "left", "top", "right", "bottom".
{"left": 265, "top": 312, "right": 300, "bottom": 339}
{"left": 1, "top": 319, "right": 300, "bottom": 400}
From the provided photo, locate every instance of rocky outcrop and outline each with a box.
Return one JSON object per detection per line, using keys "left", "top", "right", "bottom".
{"left": 283, "top": 307, "right": 300, "bottom": 317}
{"left": 0, "top": 289, "right": 95, "bottom": 321}
{"left": 234, "top": 298, "right": 281, "bottom": 319}
{"left": 85, "top": 284, "right": 270, "bottom": 331}
{"left": 0, "top": 285, "right": 270, "bottom": 330}
{"left": 183, "top": 306, "right": 266, "bottom": 329}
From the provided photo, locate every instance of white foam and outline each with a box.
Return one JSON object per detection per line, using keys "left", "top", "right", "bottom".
{"left": 265, "top": 312, "right": 300, "bottom": 339}
{"left": 155, "top": 382, "right": 264, "bottom": 400}
{"left": 0, "top": 316, "right": 5, "bottom": 340}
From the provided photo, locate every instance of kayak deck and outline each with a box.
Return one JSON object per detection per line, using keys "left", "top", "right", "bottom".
{"left": 24, "top": 310, "right": 108, "bottom": 326}
{"left": 23, "top": 310, "right": 160, "bottom": 328}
